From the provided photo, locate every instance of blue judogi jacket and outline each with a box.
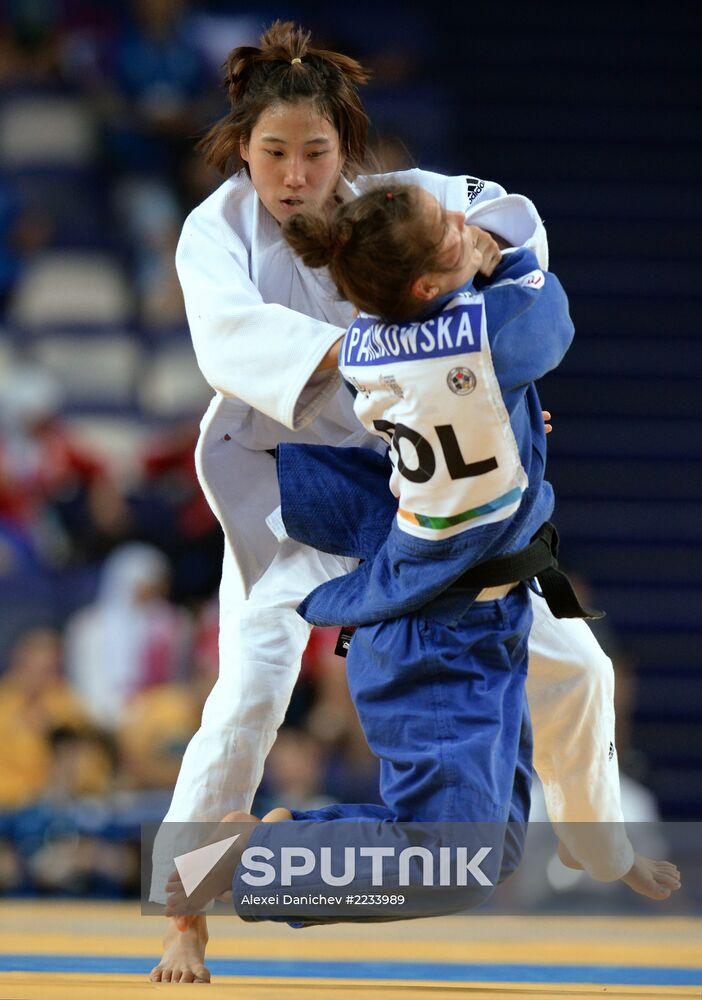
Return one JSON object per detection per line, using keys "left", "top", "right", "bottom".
{"left": 276, "top": 249, "right": 574, "bottom": 626}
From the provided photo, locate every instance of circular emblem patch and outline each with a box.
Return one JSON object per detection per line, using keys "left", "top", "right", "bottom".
{"left": 447, "top": 367, "right": 476, "bottom": 395}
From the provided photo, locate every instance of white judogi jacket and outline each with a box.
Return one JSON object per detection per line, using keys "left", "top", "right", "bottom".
{"left": 176, "top": 168, "right": 548, "bottom": 596}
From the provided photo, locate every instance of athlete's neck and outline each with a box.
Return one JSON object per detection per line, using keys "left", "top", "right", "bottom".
{"left": 410, "top": 277, "right": 475, "bottom": 321}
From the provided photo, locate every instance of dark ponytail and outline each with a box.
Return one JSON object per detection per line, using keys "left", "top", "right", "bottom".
{"left": 198, "top": 21, "right": 370, "bottom": 179}
{"left": 282, "top": 184, "right": 447, "bottom": 322}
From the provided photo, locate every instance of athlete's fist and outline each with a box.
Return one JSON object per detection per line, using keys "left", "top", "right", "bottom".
{"left": 468, "top": 226, "right": 502, "bottom": 277}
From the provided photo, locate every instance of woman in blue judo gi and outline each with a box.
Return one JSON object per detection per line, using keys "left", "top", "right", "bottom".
{"left": 221, "top": 183, "right": 578, "bottom": 921}
{"left": 272, "top": 182, "right": 574, "bottom": 830}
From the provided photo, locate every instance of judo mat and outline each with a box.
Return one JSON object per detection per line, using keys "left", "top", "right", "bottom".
{"left": 0, "top": 901, "right": 699, "bottom": 998}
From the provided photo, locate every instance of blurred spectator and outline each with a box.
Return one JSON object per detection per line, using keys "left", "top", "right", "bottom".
{"left": 0, "top": 627, "right": 89, "bottom": 809}
{"left": 258, "top": 727, "right": 335, "bottom": 815}
{"left": 100, "top": 0, "right": 212, "bottom": 178}
{"left": 0, "top": 176, "right": 51, "bottom": 319}
{"left": 190, "top": 594, "right": 218, "bottom": 706}
{"left": 98, "top": 0, "right": 212, "bottom": 225}
{"left": 24, "top": 818, "right": 139, "bottom": 897}
{"left": 0, "top": 0, "right": 64, "bottom": 87}
{"left": 302, "top": 628, "right": 358, "bottom": 743}
{"left": 139, "top": 421, "right": 215, "bottom": 540}
{"left": 0, "top": 513, "right": 57, "bottom": 668}
{"left": 116, "top": 682, "right": 200, "bottom": 790}
{"left": 47, "top": 723, "right": 117, "bottom": 800}
{"left": 3, "top": 724, "right": 137, "bottom": 898}
{"left": 0, "top": 364, "right": 131, "bottom": 565}
{"left": 304, "top": 628, "right": 381, "bottom": 804}
{"left": 179, "top": 146, "right": 220, "bottom": 214}
{"left": 64, "top": 542, "right": 191, "bottom": 730}
{"left": 138, "top": 225, "right": 185, "bottom": 329}
{"left": 310, "top": 7, "right": 451, "bottom": 168}
{"left": 92, "top": 0, "right": 214, "bottom": 328}
{"left": 0, "top": 836, "right": 22, "bottom": 893}
{"left": 112, "top": 175, "right": 185, "bottom": 329}
{"left": 132, "top": 420, "right": 222, "bottom": 601}
{"left": 183, "top": 7, "right": 258, "bottom": 80}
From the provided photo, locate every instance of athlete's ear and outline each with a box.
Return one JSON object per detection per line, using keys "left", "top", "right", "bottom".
{"left": 411, "top": 274, "right": 440, "bottom": 302}
{"left": 240, "top": 139, "right": 249, "bottom": 163}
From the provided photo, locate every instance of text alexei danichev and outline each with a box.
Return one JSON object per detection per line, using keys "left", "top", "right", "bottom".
{"left": 240, "top": 893, "right": 345, "bottom": 906}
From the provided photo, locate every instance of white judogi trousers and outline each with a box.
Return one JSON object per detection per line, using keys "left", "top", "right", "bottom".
{"left": 150, "top": 533, "right": 634, "bottom": 903}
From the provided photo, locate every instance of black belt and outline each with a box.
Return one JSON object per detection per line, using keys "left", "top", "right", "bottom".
{"left": 334, "top": 521, "right": 603, "bottom": 658}
{"left": 450, "top": 521, "right": 604, "bottom": 621}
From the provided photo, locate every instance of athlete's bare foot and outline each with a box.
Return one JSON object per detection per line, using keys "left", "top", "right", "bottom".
{"left": 557, "top": 841, "right": 681, "bottom": 900}
{"left": 620, "top": 855, "right": 681, "bottom": 899}
{"left": 155, "top": 807, "right": 293, "bottom": 982}
{"left": 149, "top": 914, "right": 210, "bottom": 984}
{"left": 164, "top": 807, "right": 293, "bottom": 916}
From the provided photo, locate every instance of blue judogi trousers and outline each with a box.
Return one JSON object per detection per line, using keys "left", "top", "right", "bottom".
{"left": 291, "top": 584, "right": 533, "bottom": 874}
{"left": 295, "top": 585, "right": 532, "bottom": 824}
{"left": 232, "top": 585, "right": 534, "bottom": 923}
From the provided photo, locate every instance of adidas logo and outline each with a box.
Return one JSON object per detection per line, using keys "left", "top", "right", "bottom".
{"left": 466, "top": 176, "right": 485, "bottom": 204}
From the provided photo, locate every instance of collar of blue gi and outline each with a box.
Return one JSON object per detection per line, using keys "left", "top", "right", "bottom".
{"left": 411, "top": 277, "right": 476, "bottom": 321}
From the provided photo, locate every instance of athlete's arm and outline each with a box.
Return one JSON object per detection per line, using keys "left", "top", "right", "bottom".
{"left": 176, "top": 210, "right": 345, "bottom": 430}
{"left": 315, "top": 336, "right": 343, "bottom": 371}
{"left": 483, "top": 248, "right": 574, "bottom": 389}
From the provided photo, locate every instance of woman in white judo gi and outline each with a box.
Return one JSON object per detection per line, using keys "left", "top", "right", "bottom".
{"left": 150, "top": 20, "right": 679, "bottom": 984}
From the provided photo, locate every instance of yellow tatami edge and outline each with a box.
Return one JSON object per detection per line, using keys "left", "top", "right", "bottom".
{"left": 0, "top": 972, "right": 699, "bottom": 999}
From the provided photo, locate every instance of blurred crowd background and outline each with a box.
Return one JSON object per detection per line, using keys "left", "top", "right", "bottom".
{"left": 0, "top": 0, "right": 700, "bottom": 903}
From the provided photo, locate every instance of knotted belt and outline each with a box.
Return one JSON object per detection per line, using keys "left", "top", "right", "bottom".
{"left": 334, "top": 521, "right": 604, "bottom": 658}
{"left": 449, "top": 521, "right": 604, "bottom": 620}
